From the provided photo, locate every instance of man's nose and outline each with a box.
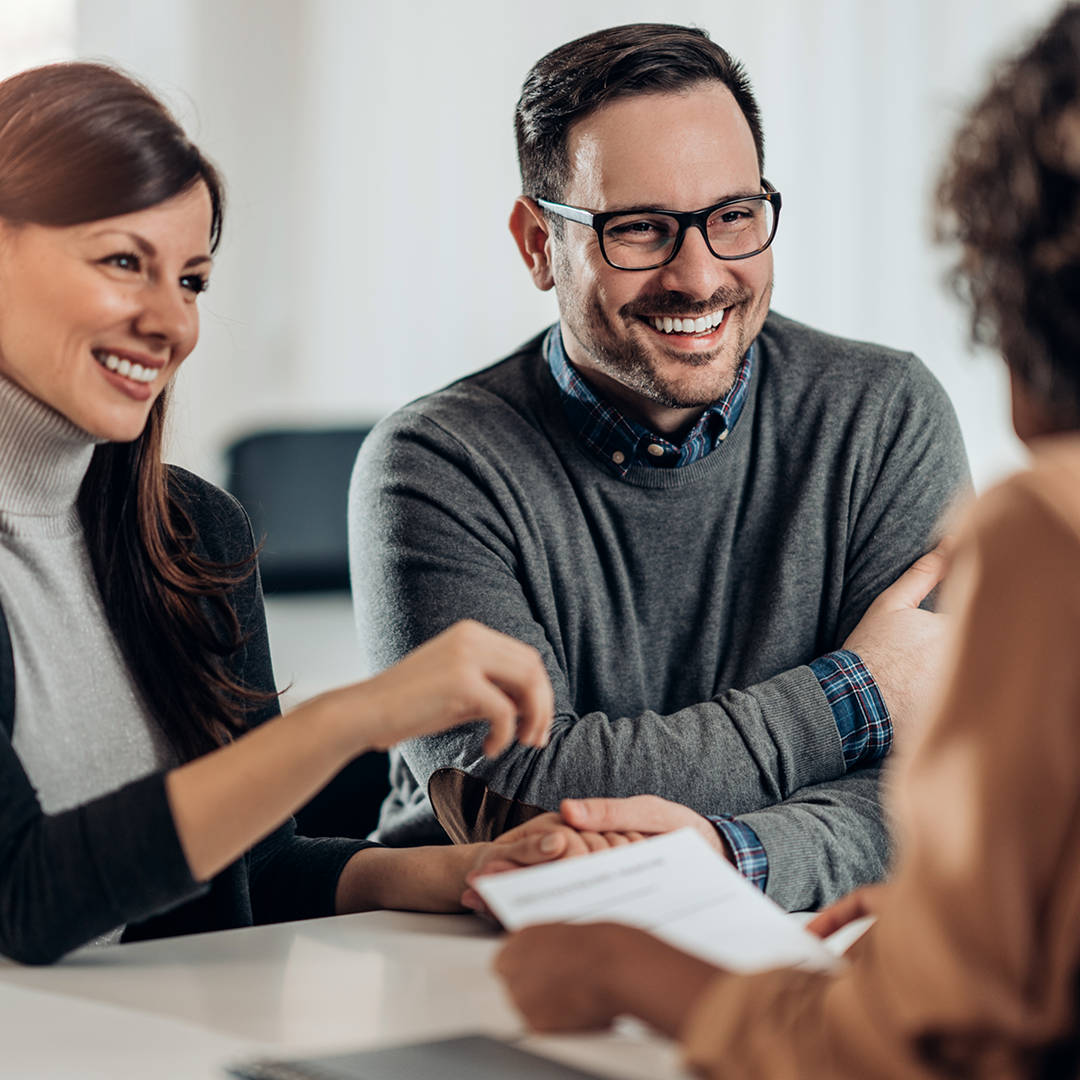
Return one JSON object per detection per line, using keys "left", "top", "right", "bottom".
{"left": 655, "top": 224, "right": 732, "bottom": 299}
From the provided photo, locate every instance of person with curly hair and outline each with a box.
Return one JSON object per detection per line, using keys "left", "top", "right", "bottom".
{"left": 496, "top": 6, "right": 1080, "bottom": 1076}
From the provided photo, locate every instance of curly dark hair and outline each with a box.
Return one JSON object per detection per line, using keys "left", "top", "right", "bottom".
{"left": 938, "top": 3, "right": 1080, "bottom": 425}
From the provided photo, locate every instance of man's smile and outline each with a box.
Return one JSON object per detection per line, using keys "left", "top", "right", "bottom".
{"left": 647, "top": 308, "right": 726, "bottom": 336}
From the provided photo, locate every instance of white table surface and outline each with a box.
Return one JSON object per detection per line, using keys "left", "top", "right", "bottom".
{"left": 0, "top": 909, "right": 693, "bottom": 1080}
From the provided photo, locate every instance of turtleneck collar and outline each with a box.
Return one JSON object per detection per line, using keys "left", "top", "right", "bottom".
{"left": 0, "top": 373, "right": 103, "bottom": 536}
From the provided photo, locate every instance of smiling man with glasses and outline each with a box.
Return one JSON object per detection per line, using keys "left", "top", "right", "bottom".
{"left": 351, "top": 24, "right": 970, "bottom": 912}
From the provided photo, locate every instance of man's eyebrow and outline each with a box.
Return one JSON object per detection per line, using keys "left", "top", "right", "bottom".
{"left": 606, "top": 190, "right": 763, "bottom": 213}
{"left": 89, "top": 229, "right": 212, "bottom": 266}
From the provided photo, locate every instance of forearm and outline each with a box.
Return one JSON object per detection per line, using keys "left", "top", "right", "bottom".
{"left": 334, "top": 844, "right": 476, "bottom": 914}
{"left": 411, "top": 665, "right": 846, "bottom": 843}
{"left": 736, "top": 767, "right": 888, "bottom": 911}
{"left": 166, "top": 691, "right": 366, "bottom": 883}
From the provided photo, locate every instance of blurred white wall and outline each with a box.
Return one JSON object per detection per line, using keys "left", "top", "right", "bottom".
{"left": 72, "top": 0, "right": 1064, "bottom": 494}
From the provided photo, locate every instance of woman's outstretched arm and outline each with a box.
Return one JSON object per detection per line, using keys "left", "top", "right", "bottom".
{"left": 165, "top": 619, "right": 553, "bottom": 884}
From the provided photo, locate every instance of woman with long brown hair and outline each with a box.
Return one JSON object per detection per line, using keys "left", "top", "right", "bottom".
{"left": 0, "top": 61, "right": 567, "bottom": 965}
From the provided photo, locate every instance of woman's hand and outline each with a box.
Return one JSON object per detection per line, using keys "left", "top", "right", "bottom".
{"left": 496, "top": 923, "right": 718, "bottom": 1036}
{"left": 460, "top": 813, "right": 628, "bottom": 914}
{"left": 317, "top": 620, "right": 554, "bottom": 758}
{"left": 805, "top": 884, "right": 887, "bottom": 939}
{"left": 336, "top": 825, "right": 583, "bottom": 914}
{"left": 167, "top": 620, "right": 552, "bottom": 885}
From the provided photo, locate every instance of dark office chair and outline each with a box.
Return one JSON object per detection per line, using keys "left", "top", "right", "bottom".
{"left": 224, "top": 426, "right": 391, "bottom": 840}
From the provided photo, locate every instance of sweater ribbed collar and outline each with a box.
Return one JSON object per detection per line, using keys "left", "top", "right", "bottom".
{"left": 0, "top": 373, "right": 102, "bottom": 535}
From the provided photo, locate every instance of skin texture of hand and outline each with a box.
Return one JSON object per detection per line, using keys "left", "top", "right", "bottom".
{"left": 842, "top": 539, "right": 955, "bottom": 738}
{"left": 496, "top": 923, "right": 719, "bottom": 1037}
{"left": 334, "top": 826, "right": 579, "bottom": 914}
{"left": 166, "top": 620, "right": 553, "bottom": 884}
{"left": 460, "top": 812, "right": 626, "bottom": 913}
{"left": 316, "top": 619, "right": 554, "bottom": 758}
{"left": 805, "top": 883, "right": 888, "bottom": 939}
{"left": 558, "top": 795, "right": 729, "bottom": 858}
{"left": 460, "top": 798, "right": 729, "bottom": 916}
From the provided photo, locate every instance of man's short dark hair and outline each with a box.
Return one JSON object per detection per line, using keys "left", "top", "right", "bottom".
{"left": 515, "top": 23, "right": 765, "bottom": 206}
{"left": 938, "top": 2, "right": 1080, "bottom": 423}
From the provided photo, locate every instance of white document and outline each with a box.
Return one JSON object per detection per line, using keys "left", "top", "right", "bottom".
{"left": 476, "top": 828, "right": 835, "bottom": 974}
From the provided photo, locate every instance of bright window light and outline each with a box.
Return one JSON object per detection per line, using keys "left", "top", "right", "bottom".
{"left": 0, "top": 0, "right": 75, "bottom": 82}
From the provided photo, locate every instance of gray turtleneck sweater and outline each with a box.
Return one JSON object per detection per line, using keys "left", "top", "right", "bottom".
{"left": 0, "top": 376, "right": 176, "bottom": 820}
{"left": 0, "top": 375, "right": 374, "bottom": 964}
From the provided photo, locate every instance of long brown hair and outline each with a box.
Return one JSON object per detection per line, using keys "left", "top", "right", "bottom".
{"left": 0, "top": 62, "right": 266, "bottom": 759}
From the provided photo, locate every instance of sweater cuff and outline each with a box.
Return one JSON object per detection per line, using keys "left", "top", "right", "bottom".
{"left": 809, "top": 650, "right": 892, "bottom": 769}
{"left": 705, "top": 815, "right": 768, "bottom": 892}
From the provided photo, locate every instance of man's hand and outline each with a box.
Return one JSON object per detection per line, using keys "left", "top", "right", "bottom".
{"left": 496, "top": 923, "right": 718, "bottom": 1037}
{"left": 461, "top": 813, "right": 629, "bottom": 913}
{"left": 558, "top": 795, "right": 729, "bottom": 858}
{"left": 842, "top": 539, "right": 955, "bottom": 738}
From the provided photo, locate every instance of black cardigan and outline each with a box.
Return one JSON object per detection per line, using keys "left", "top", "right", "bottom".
{"left": 0, "top": 467, "right": 374, "bottom": 964}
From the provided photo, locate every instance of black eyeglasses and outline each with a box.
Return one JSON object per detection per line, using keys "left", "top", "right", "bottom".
{"left": 537, "top": 180, "right": 781, "bottom": 271}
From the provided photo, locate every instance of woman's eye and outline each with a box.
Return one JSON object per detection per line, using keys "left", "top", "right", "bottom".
{"left": 103, "top": 252, "right": 141, "bottom": 272}
{"left": 180, "top": 274, "right": 209, "bottom": 295}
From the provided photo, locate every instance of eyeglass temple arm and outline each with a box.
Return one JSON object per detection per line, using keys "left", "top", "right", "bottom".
{"left": 536, "top": 198, "right": 595, "bottom": 227}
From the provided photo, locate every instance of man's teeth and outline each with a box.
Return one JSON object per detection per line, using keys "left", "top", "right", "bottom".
{"left": 651, "top": 309, "right": 725, "bottom": 335}
{"left": 95, "top": 353, "right": 158, "bottom": 384}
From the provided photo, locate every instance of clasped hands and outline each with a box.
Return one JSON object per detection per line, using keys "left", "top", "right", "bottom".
{"left": 461, "top": 793, "right": 727, "bottom": 913}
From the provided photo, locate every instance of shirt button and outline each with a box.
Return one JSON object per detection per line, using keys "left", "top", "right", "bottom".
{"left": 718, "top": 429, "right": 728, "bottom": 442}
{"left": 647, "top": 443, "right": 665, "bottom": 457}
{"left": 612, "top": 451, "right": 625, "bottom": 465}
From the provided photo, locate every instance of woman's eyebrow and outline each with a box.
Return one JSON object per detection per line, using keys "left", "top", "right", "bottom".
{"left": 87, "top": 228, "right": 212, "bottom": 266}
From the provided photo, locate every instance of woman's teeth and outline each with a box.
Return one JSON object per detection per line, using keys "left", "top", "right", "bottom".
{"left": 651, "top": 309, "right": 725, "bottom": 335}
{"left": 95, "top": 352, "right": 158, "bottom": 384}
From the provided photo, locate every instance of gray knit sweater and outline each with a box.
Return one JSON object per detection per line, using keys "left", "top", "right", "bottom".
{"left": 350, "top": 312, "right": 971, "bottom": 911}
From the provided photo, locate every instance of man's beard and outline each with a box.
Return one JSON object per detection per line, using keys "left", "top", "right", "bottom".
{"left": 554, "top": 249, "right": 770, "bottom": 409}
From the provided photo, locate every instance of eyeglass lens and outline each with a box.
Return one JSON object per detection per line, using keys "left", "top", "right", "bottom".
{"left": 601, "top": 198, "right": 776, "bottom": 269}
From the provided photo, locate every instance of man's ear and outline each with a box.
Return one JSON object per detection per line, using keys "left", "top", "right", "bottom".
{"left": 509, "top": 196, "right": 555, "bottom": 292}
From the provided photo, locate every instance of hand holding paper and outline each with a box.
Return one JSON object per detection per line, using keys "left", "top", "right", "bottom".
{"left": 478, "top": 828, "right": 833, "bottom": 973}
{"left": 488, "top": 829, "right": 834, "bottom": 1036}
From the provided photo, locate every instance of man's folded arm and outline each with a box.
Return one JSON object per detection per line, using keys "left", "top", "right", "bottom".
{"left": 402, "top": 662, "right": 849, "bottom": 841}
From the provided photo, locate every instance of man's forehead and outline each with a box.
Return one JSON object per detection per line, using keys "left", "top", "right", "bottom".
{"left": 563, "top": 82, "right": 760, "bottom": 211}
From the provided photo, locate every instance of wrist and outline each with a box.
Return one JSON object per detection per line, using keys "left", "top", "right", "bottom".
{"left": 298, "top": 681, "right": 380, "bottom": 761}
{"left": 600, "top": 926, "right": 718, "bottom": 1037}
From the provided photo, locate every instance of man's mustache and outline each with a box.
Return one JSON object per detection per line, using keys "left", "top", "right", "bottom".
{"left": 620, "top": 286, "right": 755, "bottom": 320}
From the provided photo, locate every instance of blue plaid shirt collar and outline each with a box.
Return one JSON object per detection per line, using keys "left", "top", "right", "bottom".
{"left": 545, "top": 325, "right": 753, "bottom": 478}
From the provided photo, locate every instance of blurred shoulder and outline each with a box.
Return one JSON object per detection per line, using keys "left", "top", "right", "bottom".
{"left": 978, "top": 434, "right": 1080, "bottom": 532}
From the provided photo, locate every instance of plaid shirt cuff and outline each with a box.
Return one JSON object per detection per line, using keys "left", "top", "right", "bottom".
{"left": 705, "top": 815, "right": 768, "bottom": 892}
{"left": 810, "top": 649, "right": 893, "bottom": 769}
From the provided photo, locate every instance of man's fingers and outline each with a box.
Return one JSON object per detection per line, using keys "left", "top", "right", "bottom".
{"left": 877, "top": 538, "right": 955, "bottom": 611}
{"left": 560, "top": 794, "right": 682, "bottom": 834}
{"left": 561, "top": 795, "right": 650, "bottom": 833}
